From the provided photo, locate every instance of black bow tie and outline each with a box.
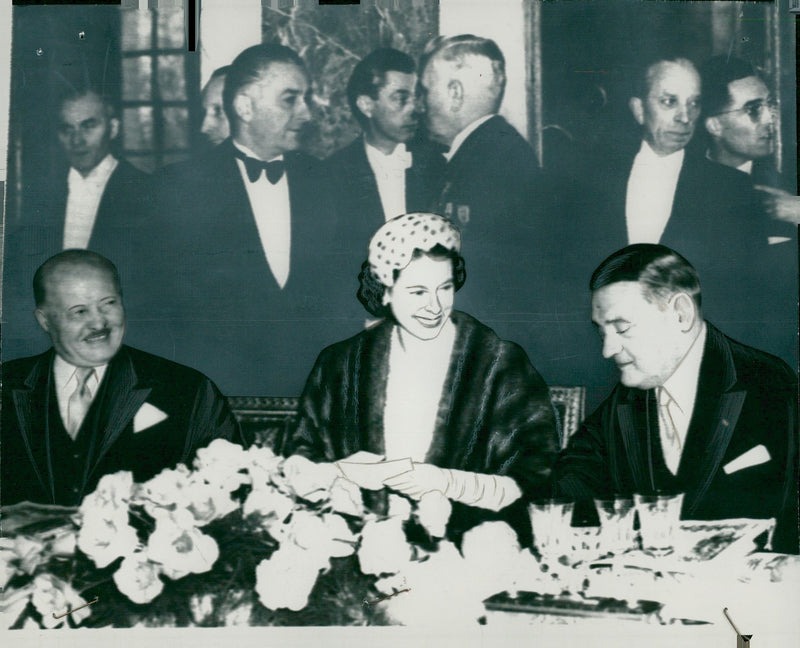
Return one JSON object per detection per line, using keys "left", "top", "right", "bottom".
{"left": 235, "top": 151, "right": 285, "bottom": 184}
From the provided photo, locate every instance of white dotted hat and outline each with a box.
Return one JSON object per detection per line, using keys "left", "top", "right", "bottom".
{"left": 368, "top": 213, "right": 461, "bottom": 286}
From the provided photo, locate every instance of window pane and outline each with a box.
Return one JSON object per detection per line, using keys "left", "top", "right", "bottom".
{"left": 122, "top": 56, "right": 152, "bottom": 101}
{"left": 157, "top": 9, "right": 185, "bottom": 49}
{"left": 121, "top": 10, "right": 153, "bottom": 51}
{"left": 157, "top": 56, "right": 186, "bottom": 101}
{"left": 122, "top": 106, "right": 154, "bottom": 152}
{"left": 162, "top": 106, "right": 189, "bottom": 150}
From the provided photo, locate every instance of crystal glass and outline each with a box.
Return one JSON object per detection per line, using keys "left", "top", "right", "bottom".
{"left": 528, "top": 498, "right": 574, "bottom": 562}
{"left": 594, "top": 497, "right": 636, "bottom": 556}
{"left": 633, "top": 492, "right": 685, "bottom": 556}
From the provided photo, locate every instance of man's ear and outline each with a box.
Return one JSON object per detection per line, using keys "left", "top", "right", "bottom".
{"left": 109, "top": 117, "right": 120, "bottom": 141}
{"left": 629, "top": 97, "right": 644, "bottom": 126}
{"left": 705, "top": 116, "right": 723, "bottom": 138}
{"left": 447, "top": 79, "right": 464, "bottom": 111}
{"left": 232, "top": 93, "right": 252, "bottom": 123}
{"left": 672, "top": 292, "right": 697, "bottom": 332}
{"left": 355, "top": 95, "right": 374, "bottom": 121}
{"left": 34, "top": 309, "right": 50, "bottom": 334}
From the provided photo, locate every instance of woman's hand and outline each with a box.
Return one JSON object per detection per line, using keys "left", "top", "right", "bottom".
{"left": 383, "top": 462, "right": 449, "bottom": 500}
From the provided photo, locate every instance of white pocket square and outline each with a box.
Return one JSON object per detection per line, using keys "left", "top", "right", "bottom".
{"left": 723, "top": 444, "right": 771, "bottom": 475}
{"left": 133, "top": 403, "right": 168, "bottom": 433}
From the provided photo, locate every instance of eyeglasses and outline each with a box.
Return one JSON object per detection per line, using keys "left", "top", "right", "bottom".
{"left": 714, "top": 99, "right": 779, "bottom": 123}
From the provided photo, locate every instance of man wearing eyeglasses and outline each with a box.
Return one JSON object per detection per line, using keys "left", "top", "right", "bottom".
{"left": 701, "top": 55, "right": 799, "bottom": 229}
{"left": 700, "top": 55, "right": 798, "bottom": 371}
{"left": 560, "top": 55, "right": 779, "bottom": 403}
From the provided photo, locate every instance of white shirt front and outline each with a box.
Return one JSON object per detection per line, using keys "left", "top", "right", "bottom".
{"left": 53, "top": 355, "right": 108, "bottom": 433}
{"left": 625, "top": 141, "right": 684, "bottom": 244}
{"left": 444, "top": 114, "right": 494, "bottom": 162}
{"left": 63, "top": 154, "right": 118, "bottom": 249}
{"left": 383, "top": 321, "right": 456, "bottom": 462}
{"left": 233, "top": 140, "right": 291, "bottom": 289}
{"left": 657, "top": 323, "right": 707, "bottom": 474}
{"left": 364, "top": 140, "right": 411, "bottom": 221}
{"left": 737, "top": 160, "right": 754, "bottom": 175}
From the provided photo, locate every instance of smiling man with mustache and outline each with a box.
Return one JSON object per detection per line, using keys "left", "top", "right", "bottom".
{"left": 1, "top": 250, "right": 248, "bottom": 507}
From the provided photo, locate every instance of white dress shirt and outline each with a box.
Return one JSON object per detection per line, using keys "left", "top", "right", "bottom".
{"left": 383, "top": 322, "right": 456, "bottom": 462}
{"left": 233, "top": 140, "right": 291, "bottom": 289}
{"left": 657, "top": 323, "right": 707, "bottom": 474}
{"left": 737, "top": 160, "right": 754, "bottom": 175}
{"left": 625, "top": 141, "right": 684, "bottom": 244}
{"left": 63, "top": 154, "right": 118, "bottom": 249}
{"left": 382, "top": 320, "right": 522, "bottom": 512}
{"left": 444, "top": 114, "right": 494, "bottom": 162}
{"left": 53, "top": 355, "right": 108, "bottom": 434}
{"left": 364, "top": 140, "right": 412, "bottom": 221}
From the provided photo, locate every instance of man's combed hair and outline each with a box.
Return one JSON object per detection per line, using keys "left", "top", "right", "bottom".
{"left": 347, "top": 48, "right": 415, "bottom": 128}
{"left": 357, "top": 245, "right": 467, "bottom": 318}
{"left": 34, "top": 250, "right": 122, "bottom": 307}
{"left": 700, "top": 55, "right": 759, "bottom": 118}
{"left": 632, "top": 53, "right": 698, "bottom": 100}
{"left": 420, "top": 34, "right": 506, "bottom": 95}
{"left": 590, "top": 244, "right": 702, "bottom": 309}
{"left": 57, "top": 84, "right": 117, "bottom": 119}
{"left": 222, "top": 43, "right": 306, "bottom": 123}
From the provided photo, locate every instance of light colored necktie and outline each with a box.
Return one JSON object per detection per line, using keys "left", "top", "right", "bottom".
{"left": 67, "top": 367, "right": 95, "bottom": 439}
{"left": 657, "top": 386, "right": 682, "bottom": 475}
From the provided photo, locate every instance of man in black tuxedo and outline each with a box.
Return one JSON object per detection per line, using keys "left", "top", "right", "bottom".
{"left": 1, "top": 250, "right": 246, "bottom": 507}
{"left": 416, "top": 34, "right": 548, "bottom": 383}
{"left": 555, "top": 245, "right": 798, "bottom": 554}
{"left": 324, "top": 48, "right": 444, "bottom": 255}
{"left": 151, "top": 44, "right": 362, "bottom": 397}
{"left": 553, "top": 55, "right": 782, "bottom": 409}
{"left": 699, "top": 55, "right": 797, "bottom": 369}
{"left": 3, "top": 87, "right": 151, "bottom": 364}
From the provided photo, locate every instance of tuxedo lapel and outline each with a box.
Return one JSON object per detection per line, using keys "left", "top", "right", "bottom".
{"left": 87, "top": 348, "right": 153, "bottom": 480}
{"left": 679, "top": 326, "right": 746, "bottom": 516}
{"left": 616, "top": 392, "right": 650, "bottom": 493}
{"left": 348, "top": 140, "right": 385, "bottom": 220}
{"left": 11, "top": 352, "right": 56, "bottom": 502}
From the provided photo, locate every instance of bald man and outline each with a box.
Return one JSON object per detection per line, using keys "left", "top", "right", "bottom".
{"left": 1, "top": 250, "right": 247, "bottom": 506}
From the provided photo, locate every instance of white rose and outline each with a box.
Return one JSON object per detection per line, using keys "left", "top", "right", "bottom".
{"left": 77, "top": 510, "right": 139, "bottom": 569}
{"left": 136, "top": 465, "right": 192, "bottom": 516}
{"left": 281, "top": 455, "right": 339, "bottom": 502}
{"left": 146, "top": 514, "right": 219, "bottom": 579}
{"left": 460, "top": 522, "right": 522, "bottom": 597}
{"left": 183, "top": 481, "right": 239, "bottom": 526}
{"left": 31, "top": 574, "right": 90, "bottom": 628}
{"left": 328, "top": 477, "right": 364, "bottom": 517}
{"left": 245, "top": 446, "right": 283, "bottom": 489}
{"left": 254, "top": 545, "right": 326, "bottom": 611}
{"left": 243, "top": 485, "right": 294, "bottom": 523}
{"left": 193, "top": 439, "right": 251, "bottom": 490}
{"left": 357, "top": 517, "right": 412, "bottom": 576}
{"left": 79, "top": 471, "right": 133, "bottom": 517}
{"left": 415, "top": 491, "right": 452, "bottom": 538}
{"left": 113, "top": 552, "right": 164, "bottom": 604}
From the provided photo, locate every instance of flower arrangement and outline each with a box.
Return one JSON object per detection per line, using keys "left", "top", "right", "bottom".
{"left": 1, "top": 440, "right": 526, "bottom": 629}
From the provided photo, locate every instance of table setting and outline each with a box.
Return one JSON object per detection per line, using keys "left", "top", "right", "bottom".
{"left": 1, "top": 441, "right": 797, "bottom": 632}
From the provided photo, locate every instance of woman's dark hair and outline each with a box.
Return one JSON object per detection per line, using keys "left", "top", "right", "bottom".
{"left": 356, "top": 244, "right": 466, "bottom": 317}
